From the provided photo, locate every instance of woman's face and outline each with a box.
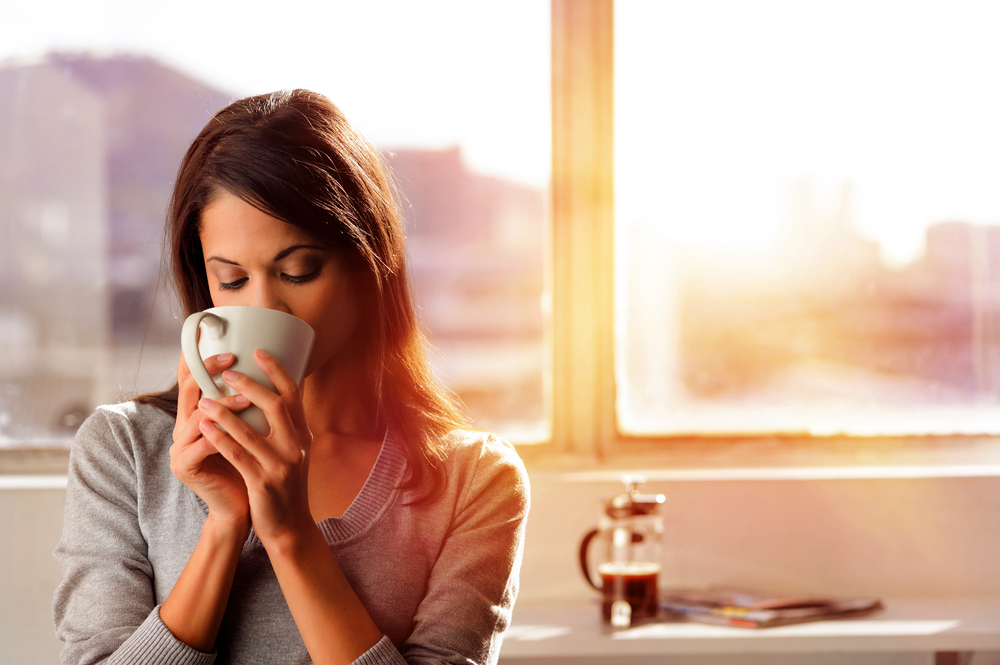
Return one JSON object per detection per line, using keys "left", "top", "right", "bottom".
{"left": 198, "top": 190, "right": 361, "bottom": 377}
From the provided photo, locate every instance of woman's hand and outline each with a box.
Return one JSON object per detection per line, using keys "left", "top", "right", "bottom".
{"left": 195, "top": 351, "right": 386, "bottom": 663}
{"left": 195, "top": 349, "right": 315, "bottom": 546}
{"left": 170, "top": 352, "right": 252, "bottom": 527}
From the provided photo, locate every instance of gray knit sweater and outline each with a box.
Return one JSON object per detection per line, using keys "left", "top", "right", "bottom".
{"left": 53, "top": 402, "right": 529, "bottom": 665}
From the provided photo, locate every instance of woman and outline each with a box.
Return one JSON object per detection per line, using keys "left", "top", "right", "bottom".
{"left": 53, "top": 89, "right": 530, "bottom": 665}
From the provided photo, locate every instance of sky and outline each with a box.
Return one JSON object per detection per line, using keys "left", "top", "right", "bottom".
{"left": 0, "top": 0, "right": 552, "bottom": 187}
{"left": 6, "top": 0, "right": 1000, "bottom": 266}
{"left": 616, "top": 0, "right": 1000, "bottom": 266}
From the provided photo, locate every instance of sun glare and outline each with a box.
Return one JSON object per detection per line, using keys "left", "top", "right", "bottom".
{"left": 617, "top": 0, "right": 1000, "bottom": 268}
{"left": 616, "top": 0, "right": 1000, "bottom": 435}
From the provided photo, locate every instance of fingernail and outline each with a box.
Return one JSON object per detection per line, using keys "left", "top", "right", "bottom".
{"left": 223, "top": 371, "right": 238, "bottom": 381}
{"left": 218, "top": 353, "right": 233, "bottom": 363}
{"left": 199, "top": 398, "right": 214, "bottom": 411}
{"left": 234, "top": 395, "right": 249, "bottom": 404}
{"left": 199, "top": 420, "right": 212, "bottom": 432}
{"left": 255, "top": 349, "right": 270, "bottom": 359}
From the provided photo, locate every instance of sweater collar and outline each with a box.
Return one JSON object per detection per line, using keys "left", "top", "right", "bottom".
{"left": 316, "top": 429, "right": 407, "bottom": 543}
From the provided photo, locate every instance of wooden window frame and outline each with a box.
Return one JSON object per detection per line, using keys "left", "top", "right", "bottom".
{"left": 541, "top": 0, "right": 1000, "bottom": 469}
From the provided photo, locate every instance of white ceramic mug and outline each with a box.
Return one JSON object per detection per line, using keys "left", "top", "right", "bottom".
{"left": 181, "top": 306, "right": 316, "bottom": 435}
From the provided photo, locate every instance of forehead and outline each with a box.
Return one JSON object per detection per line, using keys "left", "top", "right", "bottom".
{"left": 199, "top": 191, "right": 314, "bottom": 257}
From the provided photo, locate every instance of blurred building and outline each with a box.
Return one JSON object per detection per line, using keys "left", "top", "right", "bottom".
{"left": 673, "top": 193, "right": 1000, "bottom": 404}
{"left": 389, "top": 147, "right": 545, "bottom": 341}
{"left": 0, "top": 54, "right": 230, "bottom": 440}
{"left": 0, "top": 62, "right": 107, "bottom": 439}
{"left": 0, "top": 55, "right": 547, "bottom": 442}
{"left": 43, "top": 54, "right": 232, "bottom": 344}
{"left": 388, "top": 148, "right": 546, "bottom": 432}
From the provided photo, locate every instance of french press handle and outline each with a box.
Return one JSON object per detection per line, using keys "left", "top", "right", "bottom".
{"left": 578, "top": 528, "right": 602, "bottom": 590}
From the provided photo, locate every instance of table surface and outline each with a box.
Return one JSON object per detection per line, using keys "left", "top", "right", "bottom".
{"left": 500, "top": 598, "right": 1000, "bottom": 658}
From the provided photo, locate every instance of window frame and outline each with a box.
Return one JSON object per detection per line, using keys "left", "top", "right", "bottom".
{"left": 539, "top": 0, "right": 1000, "bottom": 469}
{"left": 548, "top": 0, "right": 616, "bottom": 460}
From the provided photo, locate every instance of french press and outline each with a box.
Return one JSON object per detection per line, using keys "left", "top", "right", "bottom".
{"left": 578, "top": 474, "right": 665, "bottom": 627}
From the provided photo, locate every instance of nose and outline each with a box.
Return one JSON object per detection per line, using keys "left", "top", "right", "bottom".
{"left": 247, "top": 279, "right": 290, "bottom": 313}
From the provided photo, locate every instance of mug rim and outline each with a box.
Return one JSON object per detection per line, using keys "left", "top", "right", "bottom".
{"left": 202, "top": 305, "right": 315, "bottom": 336}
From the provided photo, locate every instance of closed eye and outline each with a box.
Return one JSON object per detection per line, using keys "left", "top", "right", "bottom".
{"left": 282, "top": 268, "right": 321, "bottom": 284}
{"left": 215, "top": 266, "right": 322, "bottom": 291}
{"left": 218, "top": 277, "right": 249, "bottom": 291}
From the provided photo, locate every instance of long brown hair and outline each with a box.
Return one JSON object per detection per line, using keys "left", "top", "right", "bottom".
{"left": 136, "top": 89, "right": 466, "bottom": 498}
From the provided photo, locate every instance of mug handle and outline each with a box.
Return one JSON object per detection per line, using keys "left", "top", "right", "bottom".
{"left": 180, "top": 311, "right": 227, "bottom": 400}
{"left": 578, "top": 528, "right": 602, "bottom": 591}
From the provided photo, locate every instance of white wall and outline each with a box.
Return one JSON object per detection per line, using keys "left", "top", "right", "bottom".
{"left": 517, "top": 472, "right": 1000, "bottom": 606}
{"left": 0, "top": 486, "right": 66, "bottom": 665}
{"left": 6, "top": 467, "right": 1000, "bottom": 663}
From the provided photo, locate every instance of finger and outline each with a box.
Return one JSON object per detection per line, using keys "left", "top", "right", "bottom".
{"left": 176, "top": 351, "right": 190, "bottom": 380}
{"left": 252, "top": 349, "right": 309, "bottom": 432}
{"left": 197, "top": 408, "right": 264, "bottom": 480}
{"left": 170, "top": 434, "right": 220, "bottom": 473}
{"left": 174, "top": 389, "right": 249, "bottom": 447}
{"left": 205, "top": 353, "right": 237, "bottom": 374}
{"left": 217, "top": 392, "right": 252, "bottom": 412}
{"left": 175, "top": 354, "right": 196, "bottom": 426}
{"left": 219, "top": 369, "right": 297, "bottom": 445}
{"left": 197, "top": 397, "right": 283, "bottom": 468}
{"left": 174, "top": 405, "right": 218, "bottom": 450}
{"left": 177, "top": 353, "right": 237, "bottom": 419}
{"left": 175, "top": 395, "right": 250, "bottom": 442}
{"left": 179, "top": 352, "right": 237, "bottom": 380}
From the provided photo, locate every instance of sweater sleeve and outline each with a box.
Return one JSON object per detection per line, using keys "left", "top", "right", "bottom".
{"left": 386, "top": 434, "right": 531, "bottom": 665}
{"left": 52, "top": 407, "right": 215, "bottom": 665}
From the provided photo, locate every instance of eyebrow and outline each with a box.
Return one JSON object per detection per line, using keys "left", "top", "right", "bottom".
{"left": 206, "top": 244, "right": 325, "bottom": 266}
{"left": 274, "top": 244, "right": 325, "bottom": 261}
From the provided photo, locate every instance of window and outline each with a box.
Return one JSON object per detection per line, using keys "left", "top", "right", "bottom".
{"left": 615, "top": 0, "right": 1000, "bottom": 438}
{"left": 9, "top": 0, "right": 983, "bottom": 457}
{"left": 0, "top": 1, "right": 550, "bottom": 446}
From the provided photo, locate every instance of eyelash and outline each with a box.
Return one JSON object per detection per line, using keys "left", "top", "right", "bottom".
{"left": 283, "top": 269, "right": 321, "bottom": 285}
{"left": 218, "top": 269, "right": 321, "bottom": 292}
{"left": 217, "top": 278, "right": 247, "bottom": 292}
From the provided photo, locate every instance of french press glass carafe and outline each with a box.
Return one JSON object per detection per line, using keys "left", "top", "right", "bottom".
{"left": 579, "top": 475, "right": 665, "bottom": 627}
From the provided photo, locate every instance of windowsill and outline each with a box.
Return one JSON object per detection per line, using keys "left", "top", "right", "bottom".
{"left": 7, "top": 434, "right": 1000, "bottom": 481}
{"left": 0, "top": 445, "right": 71, "bottom": 475}
{"left": 518, "top": 434, "right": 1000, "bottom": 479}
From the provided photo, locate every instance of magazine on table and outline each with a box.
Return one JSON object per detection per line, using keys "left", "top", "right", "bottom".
{"left": 659, "top": 587, "right": 884, "bottom": 628}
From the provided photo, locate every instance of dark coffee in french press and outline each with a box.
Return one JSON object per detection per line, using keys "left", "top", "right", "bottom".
{"left": 579, "top": 475, "right": 665, "bottom": 626}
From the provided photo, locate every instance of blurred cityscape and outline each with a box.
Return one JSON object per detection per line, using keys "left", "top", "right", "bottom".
{"left": 621, "top": 178, "right": 1000, "bottom": 434}
{"left": 0, "top": 53, "right": 545, "bottom": 443}
{"left": 8, "top": 54, "right": 999, "bottom": 442}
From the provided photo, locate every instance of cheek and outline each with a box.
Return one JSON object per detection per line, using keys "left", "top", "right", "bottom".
{"left": 210, "top": 290, "right": 237, "bottom": 308}
{"left": 319, "top": 297, "right": 358, "bottom": 349}
{"left": 300, "top": 282, "right": 361, "bottom": 370}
